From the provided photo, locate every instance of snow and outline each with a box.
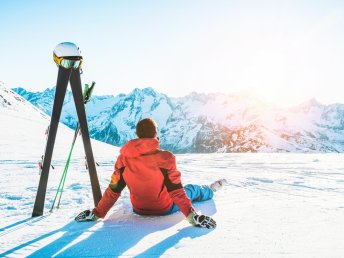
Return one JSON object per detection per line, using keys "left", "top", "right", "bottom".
{"left": 1, "top": 84, "right": 344, "bottom": 257}
{"left": 1, "top": 152, "right": 344, "bottom": 257}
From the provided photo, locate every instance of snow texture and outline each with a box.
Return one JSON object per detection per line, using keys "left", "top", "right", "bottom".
{"left": 1, "top": 82, "right": 344, "bottom": 257}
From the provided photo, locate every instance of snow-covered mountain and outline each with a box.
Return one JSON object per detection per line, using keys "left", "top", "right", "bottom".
{"left": 13, "top": 86, "right": 344, "bottom": 153}
{"left": 1, "top": 82, "right": 116, "bottom": 160}
{"left": 1, "top": 82, "right": 49, "bottom": 160}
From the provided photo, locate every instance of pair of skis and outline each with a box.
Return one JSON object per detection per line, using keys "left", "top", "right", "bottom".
{"left": 48, "top": 82, "right": 96, "bottom": 212}
{"left": 32, "top": 66, "right": 101, "bottom": 217}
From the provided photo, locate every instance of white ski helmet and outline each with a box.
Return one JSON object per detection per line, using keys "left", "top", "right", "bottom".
{"left": 53, "top": 42, "right": 82, "bottom": 58}
{"left": 53, "top": 42, "right": 83, "bottom": 69}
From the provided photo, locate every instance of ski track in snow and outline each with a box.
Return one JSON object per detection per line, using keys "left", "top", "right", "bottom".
{"left": 1, "top": 153, "right": 344, "bottom": 257}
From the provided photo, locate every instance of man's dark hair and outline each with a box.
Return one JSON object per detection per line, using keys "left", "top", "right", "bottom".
{"left": 136, "top": 118, "right": 158, "bottom": 138}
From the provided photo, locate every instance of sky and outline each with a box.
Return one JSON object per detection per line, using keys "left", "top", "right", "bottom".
{"left": 0, "top": 0, "right": 344, "bottom": 106}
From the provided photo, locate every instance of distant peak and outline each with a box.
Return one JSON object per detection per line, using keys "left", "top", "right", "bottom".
{"left": 130, "top": 87, "right": 158, "bottom": 97}
{"left": 186, "top": 91, "right": 207, "bottom": 99}
{"left": 290, "top": 97, "right": 323, "bottom": 113}
{"left": 308, "top": 98, "right": 321, "bottom": 106}
{"left": 301, "top": 98, "right": 322, "bottom": 108}
{"left": 12, "top": 87, "right": 27, "bottom": 94}
{"left": 43, "top": 86, "right": 56, "bottom": 92}
{"left": 142, "top": 87, "right": 156, "bottom": 93}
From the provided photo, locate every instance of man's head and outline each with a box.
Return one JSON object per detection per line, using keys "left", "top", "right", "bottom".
{"left": 136, "top": 118, "right": 158, "bottom": 138}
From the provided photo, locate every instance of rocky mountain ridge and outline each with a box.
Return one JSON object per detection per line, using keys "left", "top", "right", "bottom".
{"left": 12, "top": 86, "right": 344, "bottom": 153}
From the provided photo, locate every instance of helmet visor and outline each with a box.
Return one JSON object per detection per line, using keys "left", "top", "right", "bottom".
{"left": 53, "top": 53, "right": 83, "bottom": 69}
{"left": 60, "top": 59, "right": 82, "bottom": 69}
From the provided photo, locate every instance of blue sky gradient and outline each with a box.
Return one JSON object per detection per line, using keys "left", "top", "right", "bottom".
{"left": 1, "top": 0, "right": 344, "bottom": 106}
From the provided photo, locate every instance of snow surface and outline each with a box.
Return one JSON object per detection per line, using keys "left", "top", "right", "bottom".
{"left": 1, "top": 84, "right": 344, "bottom": 257}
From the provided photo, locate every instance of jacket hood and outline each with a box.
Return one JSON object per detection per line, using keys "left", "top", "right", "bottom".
{"left": 120, "top": 138, "right": 160, "bottom": 158}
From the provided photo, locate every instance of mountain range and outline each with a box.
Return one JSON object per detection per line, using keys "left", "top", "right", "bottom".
{"left": 12, "top": 85, "right": 344, "bottom": 153}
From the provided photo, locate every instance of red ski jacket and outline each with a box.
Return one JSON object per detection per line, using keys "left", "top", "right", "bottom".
{"left": 93, "top": 138, "right": 193, "bottom": 218}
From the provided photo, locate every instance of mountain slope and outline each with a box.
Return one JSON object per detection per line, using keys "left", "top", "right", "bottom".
{"left": 1, "top": 83, "right": 116, "bottom": 160}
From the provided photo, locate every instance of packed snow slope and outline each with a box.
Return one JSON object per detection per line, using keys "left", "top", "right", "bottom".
{"left": 1, "top": 83, "right": 344, "bottom": 257}
{"left": 14, "top": 86, "right": 344, "bottom": 153}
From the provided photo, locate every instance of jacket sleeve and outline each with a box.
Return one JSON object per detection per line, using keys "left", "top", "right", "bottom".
{"left": 160, "top": 154, "right": 194, "bottom": 217}
{"left": 93, "top": 155, "right": 126, "bottom": 218}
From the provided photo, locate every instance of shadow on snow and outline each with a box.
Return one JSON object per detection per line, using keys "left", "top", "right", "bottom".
{"left": 2, "top": 200, "right": 216, "bottom": 257}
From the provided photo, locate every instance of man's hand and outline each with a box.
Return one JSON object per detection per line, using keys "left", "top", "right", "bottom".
{"left": 187, "top": 212, "right": 216, "bottom": 229}
{"left": 75, "top": 209, "right": 98, "bottom": 222}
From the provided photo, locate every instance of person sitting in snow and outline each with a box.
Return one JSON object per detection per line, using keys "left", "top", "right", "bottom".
{"left": 75, "top": 118, "right": 226, "bottom": 228}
